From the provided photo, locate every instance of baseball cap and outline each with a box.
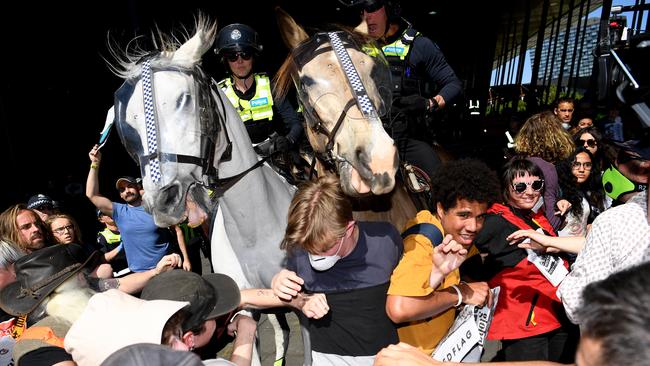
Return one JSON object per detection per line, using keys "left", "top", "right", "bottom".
{"left": 141, "top": 270, "right": 240, "bottom": 332}
{"left": 101, "top": 343, "right": 204, "bottom": 366}
{"left": 26, "top": 194, "right": 54, "bottom": 210}
{"left": 115, "top": 176, "right": 142, "bottom": 190}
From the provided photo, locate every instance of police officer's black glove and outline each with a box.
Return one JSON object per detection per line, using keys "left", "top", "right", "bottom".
{"left": 271, "top": 135, "right": 292, "bottom": 154}
{"left": 394, "top": 95, "right": 429, "bottom": 113}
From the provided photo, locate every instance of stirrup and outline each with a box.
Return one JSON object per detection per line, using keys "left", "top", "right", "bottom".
{"left": 401, "top": 163, "right": 431, "bottom": 194}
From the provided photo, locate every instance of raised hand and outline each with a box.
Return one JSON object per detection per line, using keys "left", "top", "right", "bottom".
{"left": 432, "top": 234, "right": 468, "bottom": 276}
{"left": 89, "top": 144, "right": 102, "bottom": 164}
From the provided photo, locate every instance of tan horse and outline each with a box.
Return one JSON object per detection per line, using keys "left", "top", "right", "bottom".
{"left": 274, "top": 8, "right": 416, "bottom": 230}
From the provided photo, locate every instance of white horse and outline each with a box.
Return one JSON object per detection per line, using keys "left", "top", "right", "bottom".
{"left": 106, "top": 16, "right": 295, "bottom": 364}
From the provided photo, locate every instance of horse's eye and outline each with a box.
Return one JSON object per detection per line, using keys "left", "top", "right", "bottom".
{"left": 177, "top": 93, "right": 192, "bottom": 110}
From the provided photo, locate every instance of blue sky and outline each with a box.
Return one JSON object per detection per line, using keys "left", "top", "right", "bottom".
{"left": 491, "top": 0, "right": 645, "bottom": 85}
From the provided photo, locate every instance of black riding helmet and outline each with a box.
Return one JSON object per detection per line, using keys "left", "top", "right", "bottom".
{"left": 214, "top": 23, "right": 263, "bottom": 57}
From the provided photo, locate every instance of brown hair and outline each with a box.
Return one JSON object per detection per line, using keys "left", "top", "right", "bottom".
{"left": 46, "top": 213, "right": 83, "bottom": 244}
{"left": 0, "top": 204, "right": 53, "bottom": 251}
{"left": 281, "top": 175, "right": 353, "bottom": 254}
{"left": 161, "top": 309, "right": 188, "bottom": 346}
{"left": 514, "top": 111, "right": 575, "bottom": 163}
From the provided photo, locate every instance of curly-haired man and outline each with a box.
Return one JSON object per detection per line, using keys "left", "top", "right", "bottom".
{"left": 386, "top": 158, "right": 501, "bottom": 355}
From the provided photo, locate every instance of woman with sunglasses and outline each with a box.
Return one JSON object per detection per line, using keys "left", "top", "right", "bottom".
{"left": 472, "top": 157, "right": 576, "bottom": 362}
{"left": 506, "top": 147, "right": 613, "bottom": 255}
{"left": 573, "top": 126, "right": 615, "bottom": 173}
{"left": 214, "top": 23, "right": 303, "bottom": 163}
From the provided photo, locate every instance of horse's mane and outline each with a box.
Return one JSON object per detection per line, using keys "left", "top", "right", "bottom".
{"left": 272, "top": 25, "right": 376, "bottom": 102}
{"left": 106, "top": 14, "right": 217, "bottom": 80}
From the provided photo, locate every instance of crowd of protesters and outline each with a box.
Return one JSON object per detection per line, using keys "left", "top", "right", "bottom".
{"left": 1, "top": 1, "right": 649, "bottom": 365}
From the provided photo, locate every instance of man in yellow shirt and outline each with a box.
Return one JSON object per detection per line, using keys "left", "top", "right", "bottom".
{"left": 386, "top": 159, "right": 501, "bottom": 354}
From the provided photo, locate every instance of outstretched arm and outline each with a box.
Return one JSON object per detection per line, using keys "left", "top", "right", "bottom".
{"left": 110, "top": 253, "right": 182, "bottom": 294}
{"left": 507, "top": 229, "right": 585, "bottom": 254}
{"left": 240, "top": 289, "right": 329, "bottom": 319}
{"left": 86, "top": 144, "right": 113, "bottom": 216}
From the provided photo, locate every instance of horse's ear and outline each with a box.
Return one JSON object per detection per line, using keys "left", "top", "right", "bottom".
{"left": 275, "top": 7, "right": 309, "bottom": 49}
{"left": 354, "top": 19, "right": 369, "bottom": 35}
{"left": 172, "top": 27, "right": 214, "bottom": 64}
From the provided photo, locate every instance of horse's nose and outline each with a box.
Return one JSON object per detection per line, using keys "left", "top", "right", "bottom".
{"left": 371, "top": 171, "right": 395, "bottom": 195}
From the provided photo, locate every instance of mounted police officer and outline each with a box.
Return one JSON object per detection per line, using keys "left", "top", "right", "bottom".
{"left": 347, "top": 0, "right": 463, "bottom": 185}
{"left": 214, "top": 24, "right": 303, "bottom": 163}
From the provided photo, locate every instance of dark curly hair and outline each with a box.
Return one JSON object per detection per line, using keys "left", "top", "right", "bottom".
{"left": 430, "top": 159, "right": 500, "bottom": 211}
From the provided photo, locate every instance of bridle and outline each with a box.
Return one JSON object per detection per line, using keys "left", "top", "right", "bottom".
{"left": 294, "top": 31, "right": 381, "bottom": 172}
{"left": 138, "top": 59, "right": 222, "bottom": 185}
{"left": 116, "top": 55, "right": 268, "bottom": 198}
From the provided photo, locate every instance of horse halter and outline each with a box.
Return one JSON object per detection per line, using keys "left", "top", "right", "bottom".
{"left": 295, "top": 31, "right": 382, "bottom": 169}
{"left": 115, "top": 57, "right": 226, "bottom": 187}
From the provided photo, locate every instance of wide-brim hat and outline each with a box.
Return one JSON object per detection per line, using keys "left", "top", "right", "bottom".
{"left": 0, "top": 244, "right": 101, "bottom": 316}
{"left": 65, "top": 289, "right": 189, "bottom": 366}
{"left": 140, "top": 270, "right": 240, "bottom": 331}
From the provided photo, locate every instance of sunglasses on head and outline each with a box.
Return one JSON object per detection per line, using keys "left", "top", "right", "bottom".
{"left": 580, "top": 138, "right": 597, "bottom": 148}
{"left": 512, "top": 179, "right": 544, "bottom": 193}
{"left": 225, "top": 51, "right": 252, "bottom": 62}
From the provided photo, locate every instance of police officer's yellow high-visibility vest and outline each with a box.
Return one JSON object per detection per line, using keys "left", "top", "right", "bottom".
{"left": 218, "top": 74, "right": 274, "bottom": 122}
{"left": 99, "top": 228, "right": 121, "bottom": 245}
{"left": 381, "top": 27, "right": 419, "bottom": 60}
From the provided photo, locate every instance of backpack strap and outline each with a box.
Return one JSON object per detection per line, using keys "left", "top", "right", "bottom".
{"left": 401, "top": 223, "right": 443, "bottom": 246}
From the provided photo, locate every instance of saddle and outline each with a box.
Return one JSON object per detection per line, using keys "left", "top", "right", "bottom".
{"left": 399, "top": 162, "right": 433, "bottom": 212}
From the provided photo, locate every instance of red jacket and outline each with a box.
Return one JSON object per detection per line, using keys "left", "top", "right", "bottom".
{"left": 485, "top": 203, "right": 568, "bottom": 340}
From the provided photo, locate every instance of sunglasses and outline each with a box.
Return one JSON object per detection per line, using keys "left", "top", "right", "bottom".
{"left": 511, "top": 179, "right": 544, "bottom": 193}
{"left": 225, "top": 51, "right": 252, "bottom": 62}
{"left": 579, "top": 138, "right": 597, "bottom": 148}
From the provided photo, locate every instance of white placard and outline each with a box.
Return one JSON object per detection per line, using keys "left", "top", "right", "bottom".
{"left": 432, "top": 287, "right": 501, "bottom": 362}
